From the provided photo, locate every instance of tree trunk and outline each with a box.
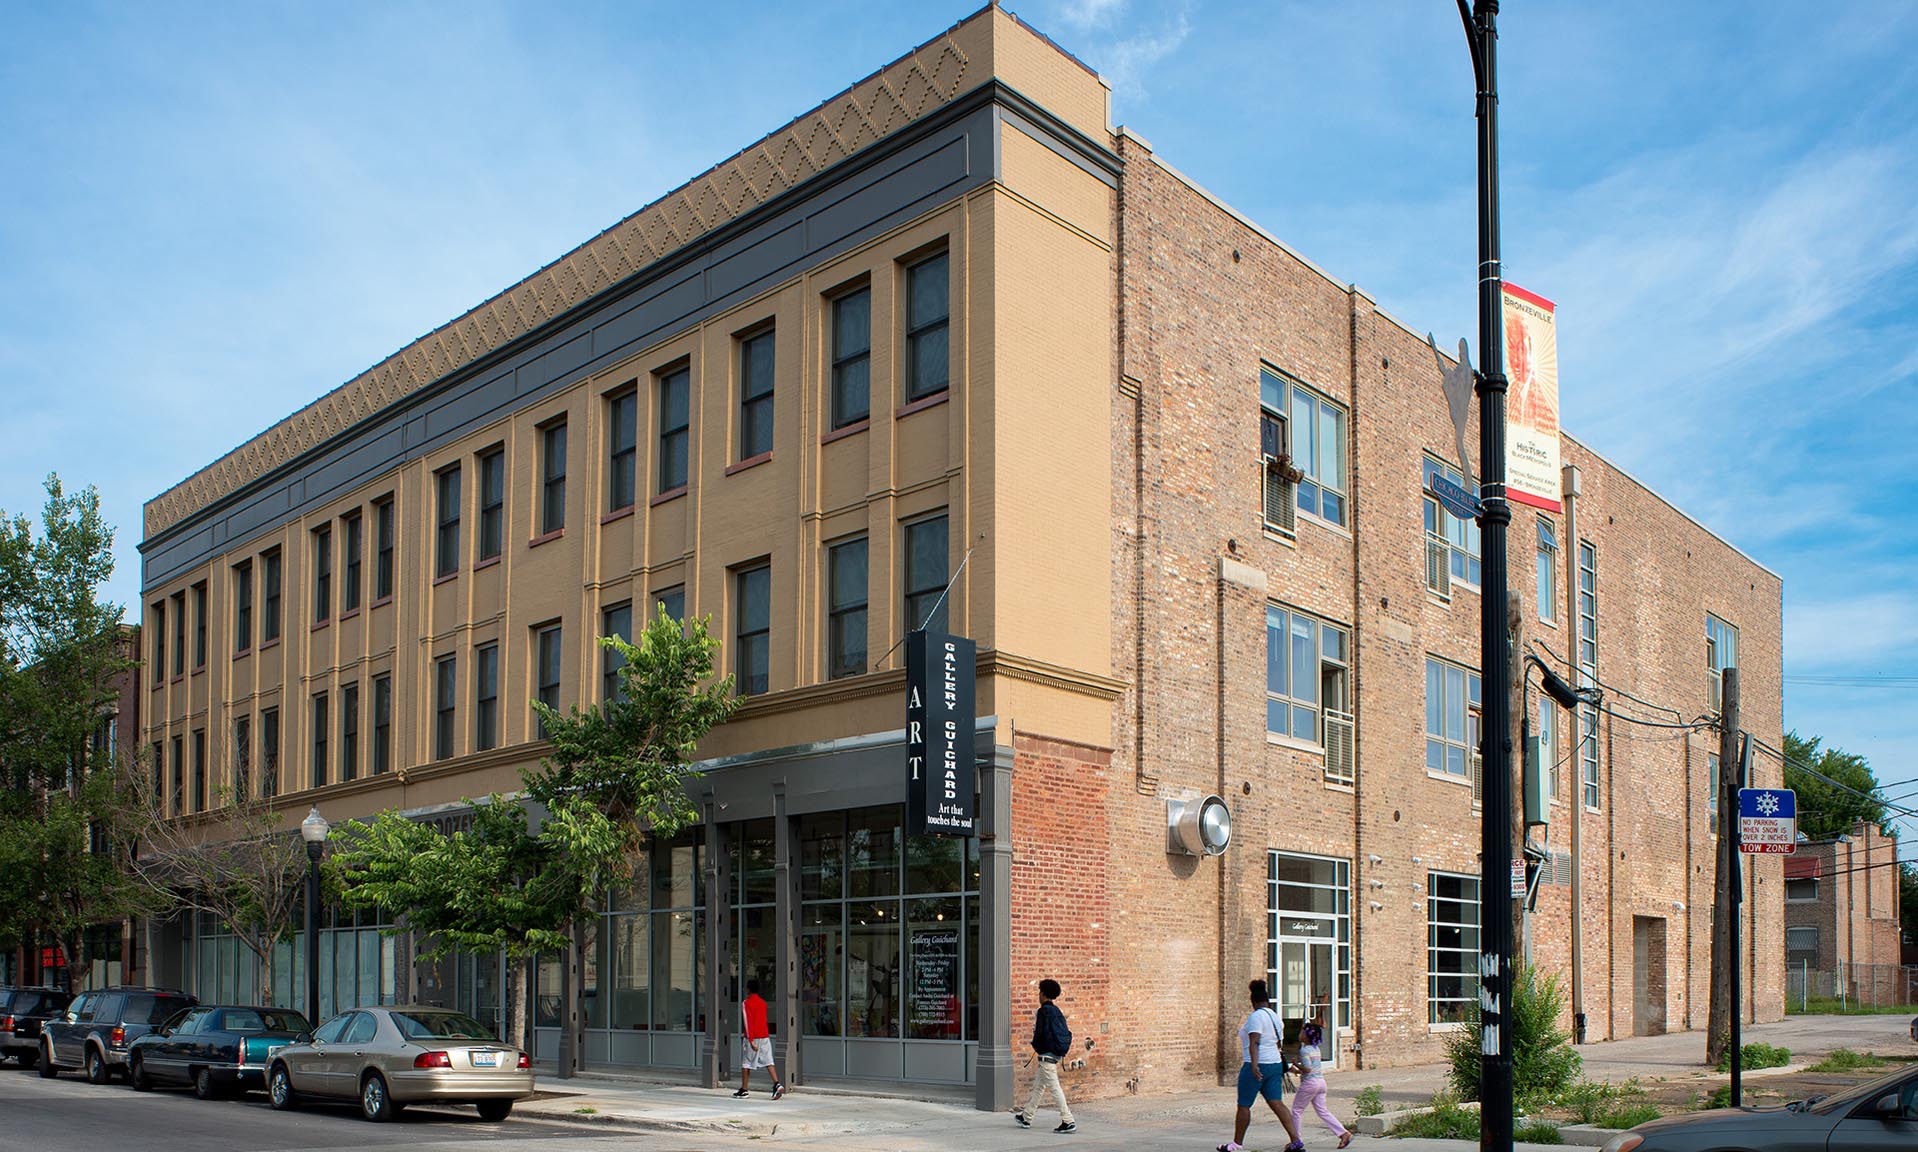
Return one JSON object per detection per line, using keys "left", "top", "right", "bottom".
{"left": 505, "top": 953, "right": 529, "bottom": 1052}
{"left": 60, "top": 929, "right": 85, "bottom": 996}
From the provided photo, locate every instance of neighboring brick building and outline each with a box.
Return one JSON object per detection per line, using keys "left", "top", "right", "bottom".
{"left": 1784, "top": 820, "right": 1903, "bottom": 1004}
{"left": 134, "top": 3, "right": 1782, "bottom": 1108}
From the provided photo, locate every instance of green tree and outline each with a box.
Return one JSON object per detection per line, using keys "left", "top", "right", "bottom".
{"left": 1784, "top": 730, "right": 1886, "bottom": 842}
{"left": 1900, "top": 862, "right": 1918, "bottom": 950}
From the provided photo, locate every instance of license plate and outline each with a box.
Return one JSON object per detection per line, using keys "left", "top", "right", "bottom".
{"left": 472, "top": 1052, "right": 500, "bottom": 1067}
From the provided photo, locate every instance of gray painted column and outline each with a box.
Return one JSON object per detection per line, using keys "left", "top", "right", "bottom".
{"left": 701, "top": 803, "right": 732, "bottom": 1089}
{"left": 773, "top": 783, "right": 800, "bottom": 1084}
{"left": 975, "top": 741, "right": 1015, "bottom": 1112}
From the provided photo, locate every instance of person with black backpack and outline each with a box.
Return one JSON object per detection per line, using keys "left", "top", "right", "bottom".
{"left": 1013, "top": 978, "right": 1076, "bottom": 1133}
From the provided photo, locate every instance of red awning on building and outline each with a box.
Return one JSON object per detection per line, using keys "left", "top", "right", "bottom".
{"left": 1784, "top": 856, "right": 1820, "bottom": 879}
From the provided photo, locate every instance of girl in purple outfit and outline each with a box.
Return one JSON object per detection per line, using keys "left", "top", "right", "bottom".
{"left": 1292, "top": 1022, "right": 1351, "bottom": 1148}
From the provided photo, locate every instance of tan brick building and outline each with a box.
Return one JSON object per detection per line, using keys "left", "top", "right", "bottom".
{"left": 136, "top": 4, "right": 1782, "bottom": 1108}
{"left": 1784, "top": 820, "right": 1903, "bottom": 1005}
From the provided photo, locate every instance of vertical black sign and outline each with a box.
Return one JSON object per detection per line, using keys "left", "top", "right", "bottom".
{"left": 906, "top": 629, "right": 976, "bottom": 837}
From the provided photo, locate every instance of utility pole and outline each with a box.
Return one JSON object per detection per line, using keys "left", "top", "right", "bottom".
{"left": 1458, "top": 3, "right": 1515, "bottom": 1149}
{"left": 1707, "top": 668, "right": 1741, "bottom": 1070}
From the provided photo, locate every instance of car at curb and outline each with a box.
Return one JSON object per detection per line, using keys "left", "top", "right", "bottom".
{"left": 39, "top": 987, "right": 196, "bottom": 1084}
{"left": 127, "top": 1005, "right": 310, "bottom": 1099}
{"left": 1601, "top": 1064, "right": 1918, "bottom": 1152}
{"left": 265, "top": 1006, "right": 533, "bottom": 1123}
{"left": 0, "top": 987, "right": 72, "bottom": 1068}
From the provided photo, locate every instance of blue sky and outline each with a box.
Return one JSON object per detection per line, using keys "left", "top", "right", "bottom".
{"left": 3, "top": 2, "right": 1913, "bottom": 799}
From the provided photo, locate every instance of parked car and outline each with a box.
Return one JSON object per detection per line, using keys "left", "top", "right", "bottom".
{"left": 39, "top": 987, "right": 197, "bottom": 1083}
{"left": 266, "top": 1006, "right": 533, "bottom": 1122}
{"left": 127, "top": 1005, "right": 310, "bottom": 1099}
{"left": 1602, "top": 1064, "right": 1918, "bottom": 1152}
{"left": 0, "top": 987, "right": 73, "bottom": 1068}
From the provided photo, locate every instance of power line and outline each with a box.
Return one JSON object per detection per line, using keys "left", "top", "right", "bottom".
{"left": 1785, "top": 675, "right": 1918, "bottom": 687}
{"left": 1529, "top": 638, "right": 1689, "bottom": 723}
{"left": 1750, "top": 737, "right": 1918, "bottom": 826}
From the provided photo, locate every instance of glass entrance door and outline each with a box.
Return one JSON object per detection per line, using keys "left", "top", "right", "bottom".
{"left": 1268, "top": 852, "right": 1351, "bottom": 1068}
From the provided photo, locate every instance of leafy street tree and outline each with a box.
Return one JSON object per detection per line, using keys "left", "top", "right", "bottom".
{"left": 0, "top": 475, "right": 150, "bottom": 992}
{"left": 330, "top": 606, "right": 738, "bottom": 1048}
{"left": 1783, "top": 730, "right": 1888, "bottom": 842}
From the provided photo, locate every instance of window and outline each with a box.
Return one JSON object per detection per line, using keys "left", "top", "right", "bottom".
{"left": 310, "top": 692, "right": 329, "bottom": 790}
{"left": 1539, "top": 691, "right": 1560, "bottom": 801}
{"left": 478, "top": 449, "right": 504, "bottom": 561}
{"left": 192, "top": 583, "right": 207, "bottom": 669}
{"left": 1707, "top": 751, "right": 1722, "bottom": 833}
{"left": 905, "top": 251, "right": 949, "bottom": 401}
{"left": 263, "top": 550, "right": 282, "bottom": 641}
{"left": 654, "top": 585, "right": 685, "bottom": 625}
{"left": 343, "top": 512, "right": 362, "bottom": 611}
{"left": 1785, "top": 926, "right": 1818, "bottom": 953}
{"left": 435, "top": 466, "right": 461, "bottom": 579}
{"left": 1264, "top": 605, "right": 1351, "bottom": 751}
{"left": 1266, "top": 853, "right": 1353, "bottom": 1032}
{"left": 1423, "top": 456, "right": 1481, "bottom": 593}
{"left": 233, "top": 715, "right": 250, "bottom": 802}
{"left": 903, "top": 514, "right": 948, "bottom": 634}
{"left": 602, "top": 603, "right": 633, "bottom": 703}
{"left": 172, "top": 591, "right": 185, "bottom": 677}
{"left": 150, "top": 740, "right": 163, "bottom": 803}
{"left": 608, "top": 389, "right": 637, "bottom": 511}
{"left": 340, "top": 683, "right": 359, "bottom": 782}
{"left": 260, "top": 708, "right": 279, "bottom": 798}
{"left": 735, "top": 565, "right": 770, "bottom": 696}
{"left": 191, "top": 729, "right": 206, "bottom": 813}
{"left": 1425, "top": 657, "right": 1482, "bottom": 780}
{"left": 827, "top": 537, "right": 868, "bottom": 679}
{"left": 831, "top": 287, "right": 871, "bottom": 428}
{"left": 658, "top": 366, "right": 690, "bottom": 493}
{"left": 738, "top": 328, "right": 775, "bottom": 459}
{"left": 1536, "top": 517, "right": 1559, "bottom": 622}
{"left": 535, "top": 625, "right": 562, "bottom": 738}
{"left": 312, "top": 526, "right": 331, "bottom": 623}
{"left": 541, "top": 421, "right": 567, "bottom": 534}
{"left": 372, "top": 676, "right": 391, "bottom": 775}
{"left": 475, "top": 644, "right": 500, "bottom": 752}
{"left": 1578, "top": 705, "right": 1600, "bottom": 810}
{"left": 372, "top": 674, "right": 391, "bottom": 774}
{"left": 1259, "top": 405, "right": 1294, "bottom": 534}
{"left": 434, "top": 656, "right": 457, "bottom": 761}
{"left": 374, "top": 498, "right": 395, "bottom": 600}
{"left": 1577, "top": 540, "right": 1599, "bottom": 808}
{"left": 1707, "top": 614, "right": 1739, "bottom": 713}
{"left": 1785, "top": 877, "right": 1818, "bottom": 903}
{"left": 234, "top": 562, "right": 252, "bottom": 651}
{"left": 1428, "top": 872, "right": 1480, "bottom": 1024}
{"left": 171, "top": 736, "right": 184, "bottom": 815}
{"left": 1262, "top": 368, "right": 1347, "bottom": 527}
{"left": 151, "top": 601, "right": 165, "bottom": 683}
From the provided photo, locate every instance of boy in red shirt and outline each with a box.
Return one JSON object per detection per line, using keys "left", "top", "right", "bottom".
{"left": 735, "top": 978, "right": 785, "bottom": 1099}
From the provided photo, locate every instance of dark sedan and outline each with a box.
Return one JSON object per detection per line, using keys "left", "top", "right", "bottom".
{"left": 128, "top": 1006, "right": 310, "bottom": 1099}
{"left": 1603, "top": 1065, "right": 1918, "bottom": 1152}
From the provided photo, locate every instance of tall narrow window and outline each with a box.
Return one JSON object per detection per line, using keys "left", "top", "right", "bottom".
{"left": 1577, "top": 540, "right": 1599, "bottom": 809}
{"left": 654, "top": 585, "right": 685, "bottom": 625}
{"left": 436, "top": 466, "right": 462, "bottom": 579}
{"left": 827, "top": 537, "right": 868, "bottom": 679}
{"left": 434, "top": 656, "right": 457, "bottom": 761}
{"left": 234, "top": 562, "right": 253, "bottom": 651}
{"left": 372, "top": 675, "right": 391, "bottom": 775}
{"left": 312, "top": 526, "right": 331, "bottom": 624}
{"left": 261, "top": 708, "right": 279, "bottom": 798}
{"left": 192, "top": 583, "right": 207, "bottom": 669}
{"left": 263, "top": 550, "right": 282, "bottom": 641}
{"left": 831, "top": 288, "right": 872, "bottom": 428}
{"left": 903, "top": 514, "right": 949, "bottom": 634}
{"left": 151, "top": 601, "right": 166, "bottom": 683}
{"left": 608, "top": 389, "right": 638, "bottom": 511}
{"left": 1425, "top": 657, "right": 1482, "bottom": 780}
{"left": 905, "top": 252, "right": 950, "bottom": 401}
{"left": 172, "top": 591, "right": 185, "bottom": 677}
{"left": 170, "top": 735, "right": 184, "bottom": 815}
{"left": 738, "top": 329, "right": 775, "bottom": 460}
{"left": 343, "top": 512, "right": 363, "bottom": 611}
{"left": 340, "top": 682, "right": 359, "bottom": 782}
{"left": 150, "top": 740, "right": 164, "bottom": 804}
{"left": 535, "top": 625, "right": 562, "bottom": 739}
{"left": 475, "top": 644, "right": 500, "bottom": 752}
{"left": 602, "top": 603, "right": 632, "bottom": 703}
{"left": 233, "top": 715, "right": 251, "bottom": 802}
{"left": 1707, "top": 614, "right": 1739, "bottom": 714}
{"left": 191, "top": 729, "right": 206, "bottom": 813}
{"left": 658, "top": 366, "right": 690, "bottom": 493}
{"left": 1538, "top": 691, "right": 1560, "bottom": 802}
{"left": 1428, "top": 872, "right": 1481, "bottom": 1024}
{"left": 311, "top": 692, "right": 329, "bottom": 790}
{"left": 540, "top": 422, "right": 567, "bottom": 534}
{"left": 1536, "top": 517, "right": 1559, "bottom": 622}
{"left": 374, "top": 498, "right": 395, "bottom": 600}
{"left": 735, "top": 565, "right": 770, "bottom": 696}
{"left": 478, "top": 448, "right": 505, "bottom": 561}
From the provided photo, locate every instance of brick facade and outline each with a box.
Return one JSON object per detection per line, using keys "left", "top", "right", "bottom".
{"left": 1785, "top": 820, "right": 1903, "bottom": 1000}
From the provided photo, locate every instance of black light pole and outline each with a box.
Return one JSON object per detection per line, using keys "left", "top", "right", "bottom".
{"left": 1458, "top": 3, "right": 1514, "bottom": 1151}
{"left": 300, "top": 807, "right": 329, "bottom": 1023}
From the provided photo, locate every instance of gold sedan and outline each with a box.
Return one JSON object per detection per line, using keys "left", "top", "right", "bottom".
{"left": 265, "top": 1006, "right": 533, "bottom": 1122}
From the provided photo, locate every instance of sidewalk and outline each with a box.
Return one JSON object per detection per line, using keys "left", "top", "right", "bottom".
{"left": 510, "top": 1014, "right": 1914, "bottom": 1149}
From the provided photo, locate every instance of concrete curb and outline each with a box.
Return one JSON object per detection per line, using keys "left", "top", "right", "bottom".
{"left": 1354, "top": 1100, "right": 1480, "bottom": 1136}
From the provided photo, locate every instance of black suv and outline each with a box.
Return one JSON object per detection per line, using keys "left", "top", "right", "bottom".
{"left": 39, "top": 987, "right": 197, "bottom": 1084}
{"left": 0, "top": 987, "right": 73, "bottom": 1068}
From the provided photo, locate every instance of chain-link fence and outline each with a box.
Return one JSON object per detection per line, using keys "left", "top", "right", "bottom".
{"left": 1786, "top": 960, "right": 1918, "bottom": 1013}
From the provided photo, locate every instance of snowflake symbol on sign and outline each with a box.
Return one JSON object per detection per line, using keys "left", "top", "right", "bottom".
{"left": 1756, "top": 793, "right": 1780, "bottom": 817}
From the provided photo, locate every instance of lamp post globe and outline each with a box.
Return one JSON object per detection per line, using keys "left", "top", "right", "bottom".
{"left": 301, "top": 807, "right": 328, "bottom": 1023}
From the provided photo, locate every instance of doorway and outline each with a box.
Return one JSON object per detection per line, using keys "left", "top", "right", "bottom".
{"left": 1631, "top": 916, "right": 1668, "bottom": 1036}
{"left": 1269, "top": 853, "right": 1351, "bottom": 1067}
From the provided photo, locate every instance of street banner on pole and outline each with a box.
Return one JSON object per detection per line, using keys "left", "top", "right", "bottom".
{"left": 1501, "top": 282, "right": 1561, "bottom": 512}
{"left": 906, "top": 629, "right": 976, "bottom": 837}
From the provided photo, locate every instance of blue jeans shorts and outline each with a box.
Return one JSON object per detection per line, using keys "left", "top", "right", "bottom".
{"left": 1236, "top": 1061, "right": 1288, "bottom": 1107}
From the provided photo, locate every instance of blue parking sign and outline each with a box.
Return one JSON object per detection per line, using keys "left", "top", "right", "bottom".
{"left": 1737, "top": 788, "right": 1796, "bottom": 854}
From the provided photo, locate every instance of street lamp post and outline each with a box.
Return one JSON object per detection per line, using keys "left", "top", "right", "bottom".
{"left": 300, "top": 807, "right": 329, "bottom": 1023}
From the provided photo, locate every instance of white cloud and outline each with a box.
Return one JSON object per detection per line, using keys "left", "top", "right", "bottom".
{"left": 1786, "top": 592, "right": 1918, "bottom": 671}
{"left": 1056, "top": 0, "right": 1127, "bottom": 29}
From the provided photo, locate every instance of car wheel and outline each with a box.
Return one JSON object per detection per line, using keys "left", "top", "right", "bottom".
{"left": 37, "top": 1043, "right": 57, "bottom": 1078}
{"left": 85, "top": 1047, "right": 109, "bottom": 1085}
{"left": 360, "top": 1071, "right": 395, "bottom": 1123}
{"left": 193, "top": 1067, "right": 221, "bottom": 1101}
{"left": 267, "top": 1063, "right": 298, "bottom": 1111}
{"left": 130, "top": 1056, "right": 152, "bottom": 1092}
{"left": 476, "top": 1099, "right": 513, "bottom": 1123}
